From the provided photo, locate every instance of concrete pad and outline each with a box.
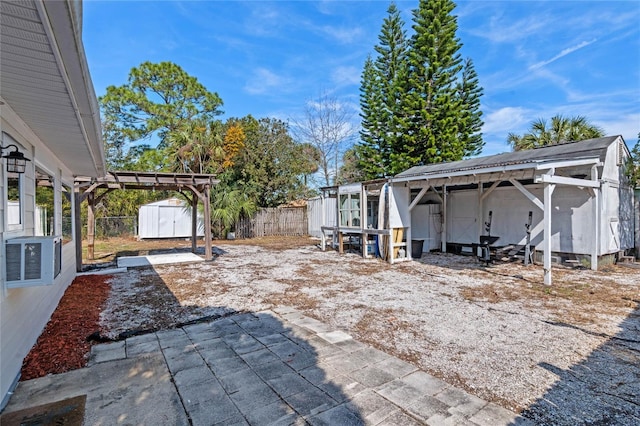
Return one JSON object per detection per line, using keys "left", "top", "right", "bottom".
{"left": 78, "top": 267, "right": 127, "bottom": 276}
{"left": 307, "top": 403, "right": 364, "bottom": 426}
{"left": 346, "top": 389, "right": 399, "bottom": 425}
{"left": 469, "top": 402, "right": 524, "bottom": 426}
{"left": 283, "top": 387, "right": 337, "bottom": 417}
{"left": 317, "top": 330, "right": 352, "bottom": 344}
{"left": 88, "top": 341, "right": 126, "bottom": 365}
{"left": 126, "top": 335, "right": 161, "bottom": 358}
{"left": 5, "top": 311, "right": 523, "bottom": 426}
{"left": 348, "top": 364, "right": 397, "bottom": 388}
{"left": 117, "top": 252, "right": 204, "bottom": 268}
{"left": 4, "top": 354, "right": 188, "bottom": 426}
{"left": 435, "top": 386, "right": 488, "bottom": 418}
{"left": 406, "top": 394, "right": 452, "bottom": 421}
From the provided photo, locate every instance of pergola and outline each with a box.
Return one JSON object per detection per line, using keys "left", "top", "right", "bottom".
{"left": 74, "top": 171, "right": 219, "bottom": 271}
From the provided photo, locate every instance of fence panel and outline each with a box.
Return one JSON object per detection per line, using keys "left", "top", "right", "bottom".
{"left": 235, "top": 207, "right": 307, "bottom": 238}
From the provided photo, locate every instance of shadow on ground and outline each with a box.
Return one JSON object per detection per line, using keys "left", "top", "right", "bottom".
{"left": 517, "top": 301, "right": 640, "bottom": 425}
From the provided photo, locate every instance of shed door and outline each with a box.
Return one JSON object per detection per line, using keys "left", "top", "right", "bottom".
{"left": 447, "top": 191, "right": 478, "bottom": 243}
{"left": 158, "top": 206, "right": 176, "bottom": 237}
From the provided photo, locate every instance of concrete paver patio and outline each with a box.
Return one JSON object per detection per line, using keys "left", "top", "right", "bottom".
{"left": 3, "top": 307, "right": 531, "bottom": 425}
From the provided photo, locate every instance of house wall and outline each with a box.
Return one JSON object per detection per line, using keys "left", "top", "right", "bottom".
{"left": 1, "top": 112, "right": 78, "bottom": 408}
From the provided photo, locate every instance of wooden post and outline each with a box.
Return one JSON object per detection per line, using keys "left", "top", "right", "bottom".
{"left": 203, "top": 184, "right": 212, "bottom": 260}
{"left": 87, "top": 192, "right": 95, "bottom": 260}
{"left": 320, "top": 193, "right": 326, "bottom": 251}
{"left": 591, "top": 165, "right": 599, "bottom": 271}
{"left": 441, "top": 185, "right": 447, "bottom": 252}
{"left": 543, "top": 182, "right": 555, "bottom": 285}
{"left": 74, "top": 187, "right": 83, "bottom": 272}
{"left": 191, "top": 193, "right": 198, "bottom": 254}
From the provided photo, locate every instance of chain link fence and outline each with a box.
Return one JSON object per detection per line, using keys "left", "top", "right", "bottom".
{"left": 93, "top": 216, "right": 137, "bottom": 238}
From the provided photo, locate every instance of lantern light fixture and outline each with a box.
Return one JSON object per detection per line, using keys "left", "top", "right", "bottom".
{"left": 1, "top": 144, "right": 30, "bottom": 174}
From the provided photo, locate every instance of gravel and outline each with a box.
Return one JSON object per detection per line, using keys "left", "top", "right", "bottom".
{"left": 100, "top": 241, "right": 640, "bottom": 424}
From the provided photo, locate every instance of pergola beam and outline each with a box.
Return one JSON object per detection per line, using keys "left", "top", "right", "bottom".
{"left": 75, "top": 171, "right": 218, "bottom": 271}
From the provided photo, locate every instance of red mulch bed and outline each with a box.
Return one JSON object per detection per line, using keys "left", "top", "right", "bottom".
{"left": 20, "top": 275, "right": 111, "bottom": 381}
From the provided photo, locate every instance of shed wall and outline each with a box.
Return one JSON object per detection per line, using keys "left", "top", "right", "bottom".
{"left": 138, "top": 201, "right": 204, "bottom": 239}
{"left": 308, "top": 197, "right": 336, "bottom": 237}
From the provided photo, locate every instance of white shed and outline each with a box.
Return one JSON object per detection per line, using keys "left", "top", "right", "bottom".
{"left": 138, "top": 198, "right": 204, "bottom": 239}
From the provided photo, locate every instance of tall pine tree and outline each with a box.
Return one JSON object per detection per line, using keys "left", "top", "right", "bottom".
{"left": 358, "top": 3, "right": 409, "bottom": 179}
{"left": 401, "top": 0, "right": 464, "bottom": 165}
{"left": 358, "top": 56, "right": 387, "bottom": 179}
{"left": 359, "top": 0, "right": 484, "bottom": 176}
{"left": 456, "top": 58, "right": 484, "bottom": 157}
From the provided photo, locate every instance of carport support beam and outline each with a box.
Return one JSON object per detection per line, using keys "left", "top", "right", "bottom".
{"left": 191, "top": 193, "right": 198, "bottom": 253}
{"left": 204, "top": 185, "right": 212, "bottom": 260}
{"left": 543, "top": 182, "right": 555, "bottom": 285}
{"left": 441, "top": 185, "right": 447, "bottom": 252}
{"left": 87, "top": 192, "right": 95, "bottom": 260}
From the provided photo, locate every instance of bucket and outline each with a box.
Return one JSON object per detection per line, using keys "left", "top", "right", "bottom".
{"left": 411, "top": 239, "right": 424, "bottom": 258}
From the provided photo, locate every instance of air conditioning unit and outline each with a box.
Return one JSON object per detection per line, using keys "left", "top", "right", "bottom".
{"left": 5, "top": 236, "right": 62, "bottom": 288}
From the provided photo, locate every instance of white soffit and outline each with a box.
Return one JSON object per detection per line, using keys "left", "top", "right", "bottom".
{"left": 0, "top": 0, "right": 104, "bottom": 177}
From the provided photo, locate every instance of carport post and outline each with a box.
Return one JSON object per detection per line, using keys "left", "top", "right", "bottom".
{"left": 441, "top": 185, "right": 447, "bottom": 252}
{"left": 543, "top": 181, "right": 555, "bottom": 285}
{"left": 191, "top": 192, "right": 198, "bottom": 253}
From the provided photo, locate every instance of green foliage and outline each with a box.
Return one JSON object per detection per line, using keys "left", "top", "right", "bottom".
{"left": 626, "top": 132, "right": 640, "bottom": 187}
{"left": 358, "top": 0, "right": 484, "bottom": 177}
{"left": 211, "top": 187, "right": 257, "bottom": 236}
{"left": 228, "top": 116, "right": 316, "bottom": 207}
{"left": 100, "top": 61, "right": 223, "bottom": 153}
{"left": 357, "top": 3, "right": 409, "bottom": 180}
{"left": 99, "top": 61, "right": 316, "bottom": 228}
{"left": 338, "top": 147, "right": 366, "bottom": 185}
{"left": 456, "top": 58, "right": 484, "bottom": 157}
{"left": 507, "top": 114, "right": 605, "bottom": 151}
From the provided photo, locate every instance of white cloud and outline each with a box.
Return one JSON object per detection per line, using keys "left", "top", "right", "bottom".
{"left": 594, "top": 113, "right": 640, "bottom": 143}
{"left": 482, "top": 107, "right": 532, "bottom": 135}
{"left": 332, "top": 66, "right": 360, "bottom": 87}
{"left": 244, "top": 68, "right": 287, "bottom": 95}
{"left": 321, "top": 25, "right": 364, "bottom": 44}
{"left": 529, "top": 39, "right": 597, "bottom": 70}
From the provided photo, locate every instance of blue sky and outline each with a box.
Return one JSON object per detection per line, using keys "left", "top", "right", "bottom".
{"left": 83, "top": 1, "right": 640, "bottom": 157}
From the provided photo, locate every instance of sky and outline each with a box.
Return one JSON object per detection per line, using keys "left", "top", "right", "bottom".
{"left": 83, "top": 0, "right": 640, "bottom": 157}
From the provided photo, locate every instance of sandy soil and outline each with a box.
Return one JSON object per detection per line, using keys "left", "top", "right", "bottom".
{"left": 97, "top": 238, "right": 639, "bottom": 425}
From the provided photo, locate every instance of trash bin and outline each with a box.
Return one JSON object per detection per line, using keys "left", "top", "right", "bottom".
{"left": 411, "top": 239, "right": 424, "bottom": 258}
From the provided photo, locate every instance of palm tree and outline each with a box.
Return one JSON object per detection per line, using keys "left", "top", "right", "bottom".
{"left": 210, "top": 188, "right": 257, "bottom": 238}
{"left": 165, "top": 119, "right": 225, "bottom": 174}
{"left": 508, "top": 114, "right": 604, "bottom": 151}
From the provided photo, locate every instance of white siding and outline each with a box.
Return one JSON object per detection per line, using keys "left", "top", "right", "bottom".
{"left": 307, "top": 197, "right": 336, "bottom": 238}
{"left": 138, "top": 198, "right": 204, "bottom": 239}
{"left": 447, "top": 190, "right": 479, "bottom": 244}
{"left": 411, "top": 204, "right": 442, "bottom": 251}
{"left": 1, "top": 112, "right": 79, "bottom": 406}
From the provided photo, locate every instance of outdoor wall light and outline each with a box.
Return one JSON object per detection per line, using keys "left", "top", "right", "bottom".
{"left": 1, "top": 144, "right": 30, "bottom": 174}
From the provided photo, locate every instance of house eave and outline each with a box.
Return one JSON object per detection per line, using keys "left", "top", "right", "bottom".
{"left": 0, "top": 0, "right": 105, "bottom": 177}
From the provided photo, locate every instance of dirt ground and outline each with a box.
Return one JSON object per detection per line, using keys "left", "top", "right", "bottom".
{"left": 45, "top": 237, "right": 640, "bottom": 424}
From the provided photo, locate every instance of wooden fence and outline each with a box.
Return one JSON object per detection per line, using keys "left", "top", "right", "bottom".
{"left": 235, "top": 207, "right": 308, "bottom": 238}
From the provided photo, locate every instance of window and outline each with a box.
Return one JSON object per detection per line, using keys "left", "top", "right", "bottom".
{"left": 3, "top": 134, "right": 26, "bottom": 230}
{"left": 6, "top": 172, "right": 22, "bottom": 228}
{"left": 61, "top": 183, "right": 73, "bottom": 244}
{"left": 35, "top": 168, "right": 55, "bottom": 236}
{"left": 339, "top": 193, "right": 360, "bottom": 227}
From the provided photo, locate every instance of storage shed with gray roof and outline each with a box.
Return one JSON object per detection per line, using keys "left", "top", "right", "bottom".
{"left": 392, "top": 135, "right": 634, "bottom": 285}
